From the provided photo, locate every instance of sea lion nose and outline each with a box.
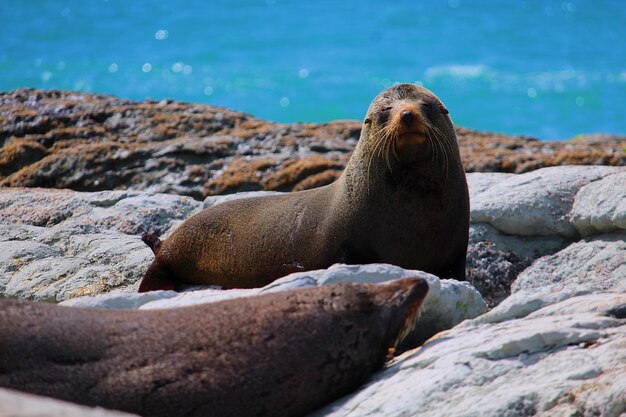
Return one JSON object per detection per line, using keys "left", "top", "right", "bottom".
{"left": 401, "top": 111, "right": 414, "bottom": 126}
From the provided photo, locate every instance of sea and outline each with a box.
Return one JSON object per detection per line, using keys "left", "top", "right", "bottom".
{"left": 1, "top": 0, "right": 625, "bottom": 140}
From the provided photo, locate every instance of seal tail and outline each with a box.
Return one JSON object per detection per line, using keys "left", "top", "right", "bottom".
{"left": 141, "top": 232, "right": 162, "bottom": 255}
{"left": 138, "top": 233, "right": 176, "bottom": 293}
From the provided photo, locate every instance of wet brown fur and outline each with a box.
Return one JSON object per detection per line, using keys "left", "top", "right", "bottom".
{"left": 139, "top": 84, "right": 469, "bottom": 291}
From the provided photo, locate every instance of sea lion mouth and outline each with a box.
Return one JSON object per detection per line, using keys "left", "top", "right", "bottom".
{"left": 398, "top": 131, "right": 426, "bottom": 141}
{"left": 395, "top": 131, "right": 427, "bottom": 155}
{"left": 399, "top": 130, "right": 425, "bottom": 136}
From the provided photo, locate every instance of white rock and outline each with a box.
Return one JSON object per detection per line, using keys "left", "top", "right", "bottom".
{"left": 0, "top": 387, "right": 137, "bottom": 417}
{"left": 466, "top": 172, "right": 515, "bottom": 197}
{"left": 139, "top": 287, "right": 260, "bottom": 309}
{"left": 0, "top": 188, "right": 201, "bottom": 235}
{"left": 0, "top": 188, "right": 200, "bottom": 301}
{"left": 570, "top": 171, "right": 626, "bottom": 236}
{"left": 60, "top": 290, "right": 179, "bottom": 309}
{"left": 471, "top": 166, "right": 620, "bottom": 237}
{"left": 512, "top": 232, "right": 626, "bottom": 295}
{"left": 64, "top": 263, "right": 488, "bottom": 350}
{"left": 313, "top": 293, "right": 626, "bottom": 417}
{"left": 474, "top": 233, "right": 625, "bottom": 325}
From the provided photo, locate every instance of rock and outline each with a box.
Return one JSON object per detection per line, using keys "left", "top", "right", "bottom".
{"left": 313, "top": 292, "right": 626, "bottom": 417}
{"left": 470, "top": 166, "right": 622, "bottom": 237}
{"left": 465, "top": 167, "right": 626, "bottom": 306}
{"left": 0, "top": 188, "right": 200, "bottom": 235}
{"left": 512, "top": 233, "right": 626, "bottom": 295}
{"left": 0, "top": 387, "right": 138, "bottom": 417}
{"left": 1, "top": 166, "right": 623, "bottom": 307}
{"left": 570, "top": 172, "right": 626, "bottom": 236}
{"left": 1, "top": 90, "right": 624, "bottom": 199}
{"left": 62, "top": 263, "right": 489, "bottom": 353}
{"left": 1, "top": 88, "right": 625, "bottom": 417}
{"left": 471, "top": 233, "right": 625, "bottom": 326}
{"left": 466, "top": 223, "right": 568, "bottom": 307}
{"left": 0, "top": 188, "right": 200, "bottom": 301}
{"left": 466, "top": 172, "right": 515, "bottom": 195}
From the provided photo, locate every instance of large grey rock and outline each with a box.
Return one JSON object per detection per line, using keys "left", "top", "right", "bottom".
{"left": 465, "top": 166, "right": 625, "bottom": 307}
{"left": 470, "top": 166, "right": 621, "bottom": 237}
{"left": 570, "top": 172, "right": 626, "bottom": 236}
{"left": 466, "top": 172, "right": 515, "bottom": 196}
{"left": 0, "top": 387, "right": 138, "bottom": 417}
{"left": 470, "top": 233, "right": 625, "bottom": 327}
{"left": 313, "top": 292, "right": 626, "bottom": 417}
{"left": 513, "top": 232, "right": 626, "bottom": 295}
{"left": 0, "top": 188, "right": 201, "bottom": 235}
{"left": 62, "top": 263, "right": 489, "bottom": 350}
{"left": 0, "top": 188, "right": 201, "bottom": 301}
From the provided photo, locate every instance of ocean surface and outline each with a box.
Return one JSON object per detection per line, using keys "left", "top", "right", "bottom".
{"left": 1, "top": 0, "right": 625, "bottom": 140}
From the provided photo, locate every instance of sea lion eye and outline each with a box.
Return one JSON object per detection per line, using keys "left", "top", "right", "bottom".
{"left": 380, "top": 106, "right": 392, "bottom": 113}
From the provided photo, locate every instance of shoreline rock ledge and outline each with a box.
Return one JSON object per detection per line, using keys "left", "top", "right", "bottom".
{"left": 1, "top": 89, "right": 624, "bottom": 199}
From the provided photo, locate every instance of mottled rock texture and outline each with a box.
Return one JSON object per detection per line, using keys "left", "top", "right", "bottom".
{"left": 1, "top": 89, "right": 624, "bottom": 199}
{"left": 313, "top": 292, "right": 626, "bottom": 417}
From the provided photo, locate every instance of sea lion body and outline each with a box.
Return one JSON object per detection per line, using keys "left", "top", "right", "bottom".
{"left": 0, "top": 278, "right": 429, "bottom": 417}
{"left": 140, "top": 84, "right": 469, "bottom": 291}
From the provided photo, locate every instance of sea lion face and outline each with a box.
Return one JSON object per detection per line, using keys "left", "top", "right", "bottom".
{"left": 363, "top": 84, "right": 453, "bottom": 164}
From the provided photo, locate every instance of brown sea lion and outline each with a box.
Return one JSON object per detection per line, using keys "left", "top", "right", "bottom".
{"left": 0, "top": 278, "right": 429, "bottom": 417}
{"left": 139, "top": 83, "right": 469, "bottom": 292}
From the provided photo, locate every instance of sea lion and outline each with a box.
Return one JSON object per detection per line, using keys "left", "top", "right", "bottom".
{"left": 139, "top": 83, "right": 469, "bottom": 292}
{"left": 0, "top": 278, "right": 429, "bottom": 417}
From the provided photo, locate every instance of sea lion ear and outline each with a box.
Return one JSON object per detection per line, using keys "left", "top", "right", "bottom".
{"left": 364, "top": 117, "right": 372, "bottom": 125}
{"left": 440, "top": 105, "right": 449, "bottom": 115}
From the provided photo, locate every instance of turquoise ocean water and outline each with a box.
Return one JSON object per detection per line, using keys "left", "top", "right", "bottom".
{"left": 1, "top": 0, "right": 625, "bottom": 140}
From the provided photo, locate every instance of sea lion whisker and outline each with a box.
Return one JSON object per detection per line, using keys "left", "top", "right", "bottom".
{"left": 432, "top": 122, "right": 454, "bottom": 178}
{"left": 366, "top": 125, "right": 388, "bottom": 187}
{"left": 381, "top": 124, "right": 395, "bottom": 173}
{"left": 385, "top": 139, "right": 394, "bottom": 173}
{"left": 385, "top": 126, "right": 398, "bottom": 173}
{"left": 425, "top": 128, "right": 438, "bottom": 165}
{"left": 391, "top": 135, "right": 400, "bottom": 162}
{"left": 425, "top": 119, "right": 451, "bottom": 178}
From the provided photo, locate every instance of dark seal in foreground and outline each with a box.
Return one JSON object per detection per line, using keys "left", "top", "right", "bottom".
{"left": 0, "top": 278, "right": 429, "bottom": 417}
{"left": 139, "top": 83, "right": 469, "bottom": 292}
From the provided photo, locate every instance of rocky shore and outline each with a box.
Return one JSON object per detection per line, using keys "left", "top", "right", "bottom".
{"left": 1, "top": 89, "right": 624, "bottom": 199}
{"left": 0, "top": 89, "right": 625, "bottom": 416}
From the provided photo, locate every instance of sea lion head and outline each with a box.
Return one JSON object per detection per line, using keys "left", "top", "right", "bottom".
{"left": 361, "top": 83, "right": 456, "bottom": 166}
